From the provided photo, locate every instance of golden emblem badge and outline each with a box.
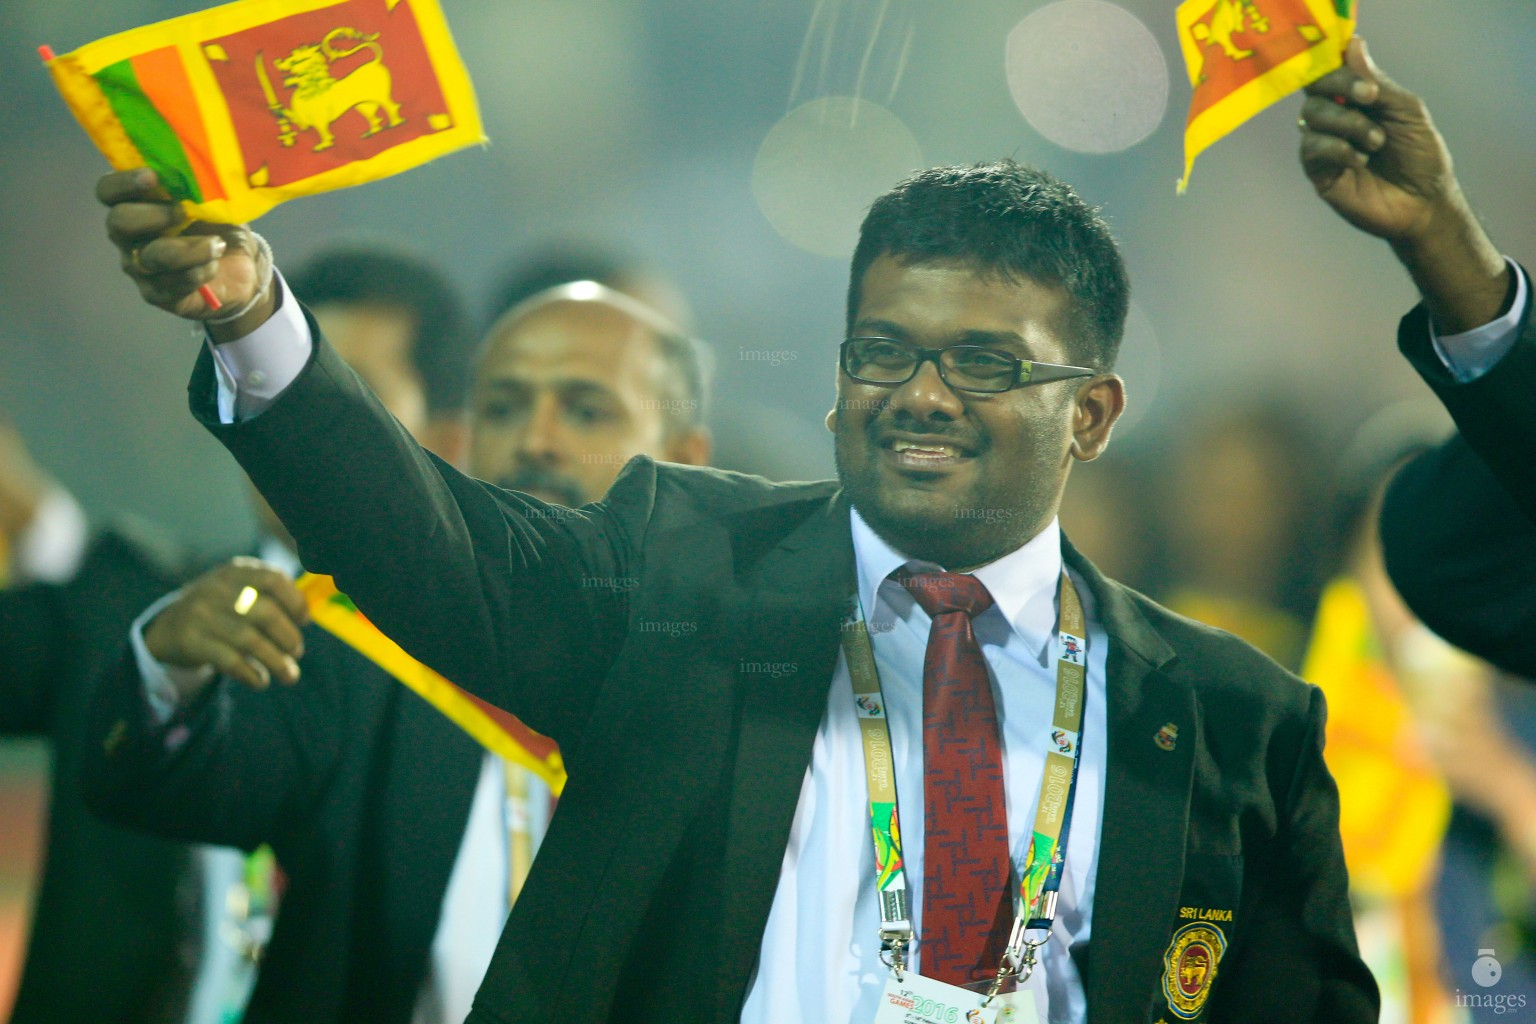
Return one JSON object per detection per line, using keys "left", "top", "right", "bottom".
{"left": 1161, "top": 921, "right": 1226, "bottom": 1019}
{"left": 1154, "top": 722, "right": 1179, "bottom": 751}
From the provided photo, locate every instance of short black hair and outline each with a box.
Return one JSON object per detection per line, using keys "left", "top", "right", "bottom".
{"left": 288, "top": 247, "right": 471, "bottom": 415}
{"left": 847, "top": 160, "right": 1129, "bottom": 368}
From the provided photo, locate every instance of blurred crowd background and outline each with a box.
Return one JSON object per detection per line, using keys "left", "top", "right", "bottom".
{"left": 1, "top": 0, "right": 1533, "bottom": 1020}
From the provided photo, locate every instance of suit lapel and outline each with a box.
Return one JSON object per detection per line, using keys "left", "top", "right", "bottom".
{"left": 1064, "top": 543, "right": 1196, "bottom": 1024}
{"left": 714, "top": 493, "right": 855, "bottom": 1017}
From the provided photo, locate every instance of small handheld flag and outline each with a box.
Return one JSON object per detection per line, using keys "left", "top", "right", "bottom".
{"left": 41, "top": 0, "right": 485, "bottom": 224}
{"left": 297, "top": 573, "right": 567, "bottom": 795}
{"left": 1176, "top": 0, "right": 1357, "bottom": 192}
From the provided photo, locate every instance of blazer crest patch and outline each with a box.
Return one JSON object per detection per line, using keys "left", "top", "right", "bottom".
{"left": 1161, "top": 921, "right": 1227, "bottom": 1019}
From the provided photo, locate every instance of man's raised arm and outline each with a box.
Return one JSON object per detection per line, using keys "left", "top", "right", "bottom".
{"left": 97, "top": 170, "right": 639, "bottom": 744}
{"left": 1300, "top": 40, "right": 1536, "bottom": 676}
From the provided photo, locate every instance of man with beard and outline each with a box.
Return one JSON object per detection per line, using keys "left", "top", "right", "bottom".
{"left": 470, "top": 281, "right": 711, "bottom": 508}
{"left": 83, "top": 272, "right": 710, "bottom": 1024}
{"left": 94, "top": 159, "right": 1376, "bottom": 1023}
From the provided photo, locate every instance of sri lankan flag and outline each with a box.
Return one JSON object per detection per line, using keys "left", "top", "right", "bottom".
{"left": 42, "top": 0, "right": 484, "bottom": 223}
{"left": 1176, "top": 0, "right": 1356, "bottom": 192}
{"left": 298, "top": 573, "right": 566, "bottom": 795}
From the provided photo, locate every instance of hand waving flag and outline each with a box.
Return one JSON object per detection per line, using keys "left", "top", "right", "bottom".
{"left": 42, "top": 0, "right": 484, "bottom": 223}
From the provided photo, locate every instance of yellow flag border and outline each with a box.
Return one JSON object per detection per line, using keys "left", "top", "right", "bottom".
{"left": 52, "top": 0, "right": 485, "bottom": 223}
{"left": 297, "top": 574, "right": 567, "bottom": 796}
{"left": 1176, "top": 0, "right": 1355, "bottom": 192}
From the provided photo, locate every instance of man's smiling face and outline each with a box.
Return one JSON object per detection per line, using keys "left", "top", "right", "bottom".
{"left": 832, "top": 254, "right": 1100, "bottom": 570}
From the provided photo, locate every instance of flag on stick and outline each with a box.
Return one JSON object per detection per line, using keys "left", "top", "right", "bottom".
{"left": 1176, "top": 0, "right": 1356, "bottom": 192}
{"left": 298, "top": 573, "right": 567, "bottom": 795}
{"left": 42, "top": 0, "right": 484, "bottom": 223}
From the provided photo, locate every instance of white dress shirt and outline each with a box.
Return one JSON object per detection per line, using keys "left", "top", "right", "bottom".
{"left": 741, "top": 510, "right": 1108, "bottom": 1024}
{"left": 1432, "top": 257, "right": 1528, "bottom": 380}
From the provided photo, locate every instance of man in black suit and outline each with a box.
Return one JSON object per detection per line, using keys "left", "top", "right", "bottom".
{"left": 2, "top": 508, "right": 196, "bottom": 1024}
{"left": 1299, "top": 40, "right": 1535, "bottom": 679}
{"left": 0, "top": 246, "right": 470, "bottom": 1024}
{"left": 96, "top": 153, "right": 1378, "bottom": 1022}
{"left": 84, "top": 278, "right": 711, "bottom": 1024}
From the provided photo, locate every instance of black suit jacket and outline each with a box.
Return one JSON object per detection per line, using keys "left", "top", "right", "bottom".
{"left": 82, "top": 598, "right": 486, "bottom": 1024}
{"left": 1380, "top": 273, "right": 1536, "bottom": 677}
{"left": 0, "top": 527, "right": 196, "bottom": 1024}
{"left": 192, "top": 321, "right": 1376, "bottom": 1024}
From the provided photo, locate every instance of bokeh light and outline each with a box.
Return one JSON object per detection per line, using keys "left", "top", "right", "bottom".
{"left": 1005, "top": 1, "right": 1169, "bottom": 154}
{"left": 752, "top": 96, "right": 923, "bottom": 259}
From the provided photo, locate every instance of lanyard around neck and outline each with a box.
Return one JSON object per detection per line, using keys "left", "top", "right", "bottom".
{"left": 841, "top": 568, "right": 1088, "bottom": 990}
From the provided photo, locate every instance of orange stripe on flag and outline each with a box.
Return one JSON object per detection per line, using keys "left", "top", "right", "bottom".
{"left": 130, "top": 47, "right": 225, "bottom": 201}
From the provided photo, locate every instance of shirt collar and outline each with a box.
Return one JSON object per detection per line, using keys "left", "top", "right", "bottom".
{"left": 849, "top": 506, "right": 1063, "bottom": 663}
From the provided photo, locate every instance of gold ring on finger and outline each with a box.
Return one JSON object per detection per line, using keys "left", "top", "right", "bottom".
{"left": 233, "top": 585, "right": 259, "bottom": 616}
{"left": 128, "top": 245, "right": 147, "bottom": 273}
{"left": 1296, "top": 115, "right": 1308, "bottom": 132}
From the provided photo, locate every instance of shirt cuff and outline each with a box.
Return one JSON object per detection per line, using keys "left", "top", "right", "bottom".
{"left": 1431, "top": 258, "right": 1529, "bottom": 383}
{"left": 131, "top": 589, "right": 215, "bottom": 735}
{"left": 209, "top": 270, "right": 314, "bottom": 424}
{"left": 11, "top": 485, "right": 89, "bottom": 584}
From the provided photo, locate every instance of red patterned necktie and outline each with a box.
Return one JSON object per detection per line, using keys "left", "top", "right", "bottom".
{"left": 898, "top": 569, "right": 1012, "bottom": 986}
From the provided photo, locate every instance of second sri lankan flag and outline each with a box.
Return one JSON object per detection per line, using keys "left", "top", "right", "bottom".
{"left": 298, "top": 573, "right": 566, "bottom": 796}
{"left": 1176, "top": 0, "right": 1356, "bottom": 192}
{"left": 43, "top": 0, "right": 484, "bottom": 223}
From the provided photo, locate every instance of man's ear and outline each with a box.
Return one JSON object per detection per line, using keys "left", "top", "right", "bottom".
{"left": 1069, "top": 375, "right": 1126, "bottom": 463}
{"left": 664, "top": 427, "right": 712, "bottom": 467}
{"left": 825, "top": 407, "right": 837, "bottom": 433}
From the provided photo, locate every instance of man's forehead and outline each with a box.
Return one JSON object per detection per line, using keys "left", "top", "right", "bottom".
{"left": 856, "top": 255, "right": 1070, "bottom": 329}
{"left": 479, "top": 301, "right": 666, "bottom": 388}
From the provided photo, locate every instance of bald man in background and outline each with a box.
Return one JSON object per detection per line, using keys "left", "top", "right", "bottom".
{"left": 85, "top": 278, "right": 711, "bottom": 1024}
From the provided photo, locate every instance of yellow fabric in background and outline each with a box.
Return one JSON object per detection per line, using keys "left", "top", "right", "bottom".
{"left": 1301, "top": 577, "right": 1449, "bottom": 900}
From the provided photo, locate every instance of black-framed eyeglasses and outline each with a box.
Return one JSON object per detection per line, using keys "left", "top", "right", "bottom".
{"left": 839, "top": 336, "right": 1097, "bottom": 394}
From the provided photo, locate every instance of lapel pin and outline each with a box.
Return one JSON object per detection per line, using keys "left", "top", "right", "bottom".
{"left": 1154, "top": 722, "right": 1179, "bottom": 752}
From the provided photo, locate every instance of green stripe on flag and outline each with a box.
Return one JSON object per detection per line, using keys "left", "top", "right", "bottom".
{"left": 1334, "top": 0, "right": 1354, "bottom": 17}
{"left": 93, "top": 59, "right": 203, "bottom": 204}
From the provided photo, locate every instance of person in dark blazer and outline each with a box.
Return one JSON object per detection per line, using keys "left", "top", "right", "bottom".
{"left": 83, "top": 280, "right": 712, "bottom": 1024}
{"left": 95, "top": 152, "right": 1378, "bottom": 1022}
{"left": 0, "top": 245, "right": 477, "bottom": 1024}
{"left": 1298, "top": 39, "right": 1535, "bottom": 680}
{"left": 1, "top": 521, "right": 200, "bottom": 1024}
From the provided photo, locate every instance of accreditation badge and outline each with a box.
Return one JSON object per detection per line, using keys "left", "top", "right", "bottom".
{"left": 874, "top": 973, "right": 1039, "bottom": 1024}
